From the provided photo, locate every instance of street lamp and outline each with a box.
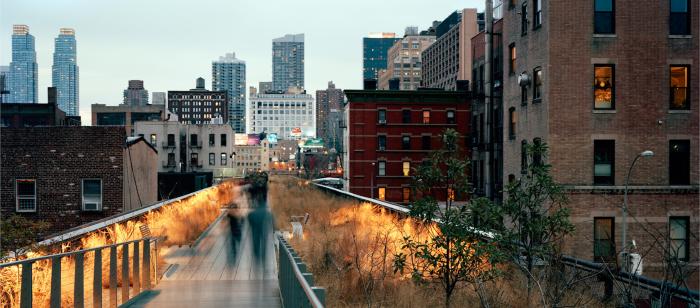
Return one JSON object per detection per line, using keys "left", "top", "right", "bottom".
{"left": 621, "top": 150, "right": 654, "bottom": 271}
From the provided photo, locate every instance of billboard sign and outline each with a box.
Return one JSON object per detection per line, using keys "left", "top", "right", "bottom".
{"left": 268, "top": 133, "right": 278, "bottom": 144}
{"left": 234, "top": 133, "right": 248, "bottom": 145}
{"left": 302, "top": 138, "right": 324, "bottom": 148}
{"left": 290, "top": 127, "right": 302, "bottom": 137}
{"left": 247, "top": 134, "right": 261, "bottom": 145}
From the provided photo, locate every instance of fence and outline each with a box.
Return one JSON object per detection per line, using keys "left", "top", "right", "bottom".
{"left": 277, "top": 235, "right": 325, "bottom": 308}
{"left": 0, "top": 237, "right": 156, "bottom": 308}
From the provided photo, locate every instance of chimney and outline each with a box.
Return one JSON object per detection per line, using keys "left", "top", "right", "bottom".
{"left": 48, "top": 87, "right": 57, "bottom": 105}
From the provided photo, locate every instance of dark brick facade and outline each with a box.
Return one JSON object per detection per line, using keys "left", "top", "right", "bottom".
{"left": 345, "top": 89, "right": 471, "bottom": 203}
{"left": 1, "top": 126, "right": 127, "bottom": 236}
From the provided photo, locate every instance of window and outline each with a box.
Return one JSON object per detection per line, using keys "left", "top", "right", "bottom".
{"left": 509, "top": 44, "right": 516, "bottom": 74}
{"left": 594, "top": 0, "right": 615, "bottom": 34}
{"left": 221, "top": 153, "right": 227, "bottom": 166}
{"left": 422, "top": 110, "right": 430, "bottom": 124}
{"left": 209, "top": 153, "right": 215, "bottom": 165}
{"left": 669, "top": 140, "right": 690, "bottom": 185}
{"left": 533, "top": 138, "right": 543, "bottom": 166}
{"left": 16, "top": 179, "right": 36, "bottom": 212}
{"left": 209, "top": 134, "right": 215, "bottom": 146}
{"left": 521, "top": 79, "right": 528, "bottom": 105}
{"left": 446, "top": 110, "right": 455, "bottom": 124}
{"left": 150, "top": 134, "right": 157, "bottom": 145}
{"left": 508, "top": 174, "right": 516, "bottom": 184}
{"left": 594, "top": 140, "right": 615, "bottom": 185}
{"left": 167, "top": 134, "right": 175, "bottom": 146}
{"left": 594, "top": 217, "right": 615, "bottom": 261}
{"left": 403, "top": 161, "right": 411, "bottom": 176}
{"left": 221, "top": 134, "right": 227, "bottom": 146}
{"left": 167, "top": 153, "right": 176, "bottom": 166}
{"left": 521, "top": 140, "right": 528, "bottom": 174}
{"left": 378, "top": 161, "right": 386, "bottom": 176}
{"left": 191, "top": 153, "right": 199, "bottom": 167}
{"left": 447, "top": 188, "right": 455, "bottom": 201}
{"left": 82, "top": 179, "right": 102, "bottom": 211}
{"left": 594, "top": 65, "right": 614, "bottom": 109}
{"left": 402, "top": 109, "right": 411, "bottom": 123}
{"left": 378, "top": 109, "right": 387, "bottom": 124}
{"left": 533, "top": 67, "right": 542, "bottom": 102}
{"left": 670, "top": 66, "right": 689, "bottom": 110}
{"left": 670, "top": 0, "right": 690, "bottom": 35}
{"left": 533, "top": 0, "right": 542, "bottom": 28}
{"left": 378, "top": 135, "right": 386, "bottom": 151}
{"left": 403, "top": 187, "right": 411, "bottom": 203}
{"left": 509, "top": 108, "right": 517, "bottom": 140}
{"left": 190, "top": 134, "right": 198, "bottom": 146}
{"left": 422, "top": 135, "right": 431, "bottom": 150}
{"left": 521, "top": 3, "right": 528, "bottom": 36}
{"left": 402, "top": 135, "right": 411, "bottom": 150}
{"left": 378, "top": 187, "right": 386, "bottom": 201}
{"left": 670, "top": 217, "right": 690, "bottom": 261}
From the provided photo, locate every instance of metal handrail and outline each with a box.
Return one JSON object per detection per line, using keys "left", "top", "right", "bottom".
{"left": 277, "top": 235, "right": 325, "bottom": 308}
{"left": 0, "top": 238, "right": 150, "bottom": 268}
{"left": 312, "top": 183, "right": 700, "bottom": 304}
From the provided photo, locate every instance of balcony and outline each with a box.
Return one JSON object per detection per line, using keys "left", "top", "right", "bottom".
{"left": 189, "top": 140, "right": 203, "bottom": 149}
{"left": 162, "top": 160, "right": 177, "bottom": 168}
{"left": 161, "top": 141, "right": 176, "bottom": 149}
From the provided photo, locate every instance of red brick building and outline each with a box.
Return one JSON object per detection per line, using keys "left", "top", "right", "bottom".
{"left": 1, "top": 126, "right": 158, "bottom": 236}
{"left": 492, "top": 0, "right": 698, "bottom": 285}
{"left": 344, "top": 89, "right": 471, "bottom": 204}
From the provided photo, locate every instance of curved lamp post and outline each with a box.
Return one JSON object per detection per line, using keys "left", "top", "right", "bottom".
{"left": 621, "top": 150, "right": 654, "bottom": 271}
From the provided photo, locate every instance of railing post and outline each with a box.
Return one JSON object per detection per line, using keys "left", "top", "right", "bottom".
{"left": 74, "top": 252, "right": 85, "bottom": 308}
{"left": 142, "top": 238, "right": 151, "bottom": 290}
{"left": 133, "top": 241, "right": 140, "bottom": 294}
{"left": 20, "top": 262, "right": 33, "bottom": 308}
{"left": 121, "top": 243, "right": 130, "bottom": 303}
{"left": 50, "top": 256, "right": 61, "bottom": 308}
{"left": 93, "top": 248, "right": 103, "bottom": 308}
{"left": 312, "top": 287, "right": 326, "bottom": 306}
{"left": 110, "top": 246, "right": 118, "bottom": 308}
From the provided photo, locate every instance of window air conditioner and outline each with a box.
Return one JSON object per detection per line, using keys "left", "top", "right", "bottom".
{"left": 84, "top": 202, "right": 101, "bottom": 211}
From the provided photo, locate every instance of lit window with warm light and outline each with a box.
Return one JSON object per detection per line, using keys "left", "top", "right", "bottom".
{"left": 670, "top": 66, "right": 689, "bottom": 110}
{"left": 402, "top": 161, "right": 410, "bottom": 176}
{"left": 422, "top": 110, "right": 430, "bottom": 124}
{"left": 447, "top": 188, "right": 455, "bottom": 201}
{"left": 594, "top": 65, "right": 614, "bottom": 109}
{"left": 378, "top": 187, "right": 386, "bottom": 201}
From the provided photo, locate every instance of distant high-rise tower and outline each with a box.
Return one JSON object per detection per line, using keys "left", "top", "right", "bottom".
{"left": 0, "top": 66, "right": 9, "bottom": 103}
{"left": 123, "top": 80, "right": 149, "bottom": 106}
{"left": 362, "top": 32, "right": 400, "bottom": 82}
{"left": 272, "top": 34, "right": 304, "bottom": 92}
{"left": 8, "top": 25, "right": 38, "bottom": 104}
{"left": 151, "top": 92, "right": 166, "bottom": 105}
{"left": 52, "top": 28, "right": 79, "bottom": 116}
{"left": 316, "top": 81, "right": 345, "bottom": 153}
{"left": 212, "top": 52, "right": 246, "bottom": 133}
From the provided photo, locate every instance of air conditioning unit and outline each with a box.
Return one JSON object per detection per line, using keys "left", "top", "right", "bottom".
{"left": 378, "top": 119, "right": 386, "bottom": 124}
{"left": 518, "top": 72, "right": 531, "bottom": 87}
{"left": 84, "top": 202, "right": 101, "bottom": 211}
{"left": 378, "top": 146, "right": 386, "bottom": 151}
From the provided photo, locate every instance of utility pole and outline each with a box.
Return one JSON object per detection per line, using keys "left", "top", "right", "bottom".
{"left": 484, "top": 0, "right": 493, "bottom": 199}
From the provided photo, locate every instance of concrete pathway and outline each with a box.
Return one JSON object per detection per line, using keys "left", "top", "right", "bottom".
{"left": 123, "top": 192, "right": 280, "bottom": 308}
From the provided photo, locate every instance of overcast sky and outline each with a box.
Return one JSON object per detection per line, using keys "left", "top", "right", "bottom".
{"left": 0, "top": 0, "right": 485, "bottom": 122}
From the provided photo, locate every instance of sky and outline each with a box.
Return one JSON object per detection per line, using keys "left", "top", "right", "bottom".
{"left": 0, "top": 0, "right": 485, "bottom": 123}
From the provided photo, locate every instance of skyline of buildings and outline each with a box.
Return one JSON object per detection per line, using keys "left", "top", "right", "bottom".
{"left": 212, "top": 52, "right": 247, "bottom": 133}
{"left": 272, "top": 33, "right": 305, "bottom": 92}
{"left": 7, "top": 25, "right": 38, "bottom": 104}
{"left": 377, "top": 29, "right": 436, "bottom": 90}
{"left": 362, "top": 32, "right": 400, "bottom": 82}
{"left": 52, "top": 28, "right": 79, "bottom": 116}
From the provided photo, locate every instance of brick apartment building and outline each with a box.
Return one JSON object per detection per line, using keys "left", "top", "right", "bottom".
{"left": 478, "top": 0, "right": 700, "bottom": 283}
{"left": 344, "top": 89, "right": 471, "bottom": 204}
{"left": 0, "top": 126, "right": 158, "bottom": 235}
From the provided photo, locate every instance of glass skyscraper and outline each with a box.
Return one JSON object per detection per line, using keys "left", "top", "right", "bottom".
{"left": 362, "top": 33, "right": 400, "bottom": 81}
{"left": 212, "top": 53, "right": 246, "bottom": 133}
{"left": 272, "top": 34, "right": 304, "bottom": 92}
{"left": 8, "top": 25, "right": 38, "bottom": 104}
{"left": 52, "top": 28, "right": 79, "bottom": 116}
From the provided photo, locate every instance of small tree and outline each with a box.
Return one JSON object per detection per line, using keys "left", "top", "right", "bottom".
{"left": 1, "top": 214, "right": 50, "bottom": 259}
{"left": 498, "top": 141, "right": 575, "bottom": 306}
{"left": 393, "top": 129, "right": 503, "bottom": 308}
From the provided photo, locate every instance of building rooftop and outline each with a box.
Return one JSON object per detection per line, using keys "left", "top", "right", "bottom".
{"left": 273, "top": 33, "right": 304, "bottom": 43}
{"left": 13, "top": 24, "right": 29, "bottom": 35}
{"left": 214, "top": 52, "right": 245, "bottom": 64}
